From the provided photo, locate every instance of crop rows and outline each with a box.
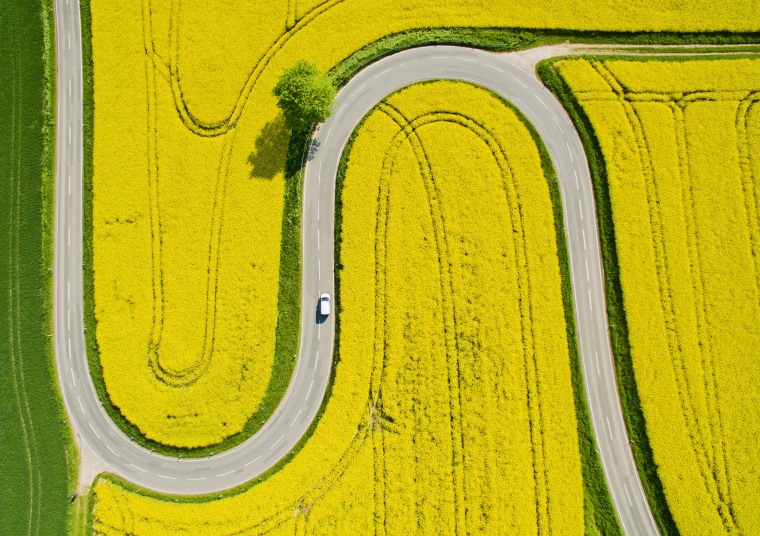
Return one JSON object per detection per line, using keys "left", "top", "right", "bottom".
{"left": 92, "top": 0, "right": 286, "bottom": 449}
{"left": 375, "top": 100, "right": 555, "bottom": 534}
{"left": 1, "top": 3, "right": 71, "bottom": 534}
{"left": 556, "top": 57, "right": 760, "bottom": 535}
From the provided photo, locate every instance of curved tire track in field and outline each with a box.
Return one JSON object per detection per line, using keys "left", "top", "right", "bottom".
{"left": 54, "top": 1, "right": 657, "bottom": 532}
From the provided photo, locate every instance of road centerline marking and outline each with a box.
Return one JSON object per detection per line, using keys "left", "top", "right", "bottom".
{"left": 245, "top": 455, "right": 262, "bottom": 467}
{"left": 624, "top": 482, "right": 633, "bottom": 506}
{"left": 88, "top": 422, "right": 101, "bottom": 440}
{"left": 129, "top": 463, "right": 148, "bottom": 473}
{"left": 306, "top": 380, "right": 314, "bottom": 400}
{"left": 511, "top": 75, "right": 527, "bottom": 88}
{"left": 270, "top": 434, "right": 285, "bottom": 450}
{"left": 292, "top": 408, "right": 303, "bottom": 426}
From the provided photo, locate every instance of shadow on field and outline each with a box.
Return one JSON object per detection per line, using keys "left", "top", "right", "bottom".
{"left": 248, "top": 114, "right": 289, "bottom": 179}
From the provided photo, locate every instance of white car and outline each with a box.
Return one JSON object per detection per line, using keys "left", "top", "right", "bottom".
{"left": 319, "top": 293, "right": 331, "bottom": 316}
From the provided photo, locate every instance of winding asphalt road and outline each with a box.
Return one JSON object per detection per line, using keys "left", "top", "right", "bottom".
{"left": 54, "top": 1, "right": 657, "bottom": 533}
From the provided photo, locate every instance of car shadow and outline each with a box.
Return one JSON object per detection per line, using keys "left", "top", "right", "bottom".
{"left": 315, "top": 301, "right": 327, "bottom": 325}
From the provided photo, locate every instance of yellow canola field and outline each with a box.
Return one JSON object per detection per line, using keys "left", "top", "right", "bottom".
{"left": 92, "top": 80, "right": 584, "bottom": 535}
{"left": 92, "top": 1, "right": 289, "bottom": 447}
{"left": 91, "top": 0, "right": 760, "bottom": 447}
{"left": 92, "top": 0, "right": 760, "bottom": 450}
{"left": 556, "top": 57, "right": 760, "bottom": 535}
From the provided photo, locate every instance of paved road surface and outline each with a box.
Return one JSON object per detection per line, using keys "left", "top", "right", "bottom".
{"left": 53, "top": 1, "right": 657, "bottom": 532}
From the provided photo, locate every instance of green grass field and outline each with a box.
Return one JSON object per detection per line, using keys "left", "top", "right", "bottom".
{"left": 0, "top": 1, "right": 75, "bottom": 534}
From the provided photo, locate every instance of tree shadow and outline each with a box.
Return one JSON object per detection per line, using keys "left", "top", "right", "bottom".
{"left": 307, "top": 138, "right": 320, "bottom": 161}
{"left": 248, "top": 114, "right": 290, "bottom": 179}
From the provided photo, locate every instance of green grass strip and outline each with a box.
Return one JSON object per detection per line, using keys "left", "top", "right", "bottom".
{"left": 537, "top": 56, "right": 682, "bottom": 536}
{"left": 0, "top": 1, "right": 77, "bottom": 535}
{"left": 80, "top": 5, "right": 759, "bottom": 492}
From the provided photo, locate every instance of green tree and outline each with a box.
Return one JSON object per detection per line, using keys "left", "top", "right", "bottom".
{"left": 273, "top": 60, "right": 336, "bottom": 132}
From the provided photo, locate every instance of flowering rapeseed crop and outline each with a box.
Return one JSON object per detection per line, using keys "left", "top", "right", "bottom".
{"left": 91, "top": 81, "right": 584, "bottom": 535}
{"left": 90, "top": 0, "right": 760, "bottom": 449}
{"left": 556, "top": 57, "right": 760, "bottom": 535}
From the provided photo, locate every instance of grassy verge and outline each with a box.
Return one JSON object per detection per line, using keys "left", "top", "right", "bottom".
{"left": 537, "top": 57, "right": 680, "bottom": 536}
{"left": 77, "top": 21, "right": 539, "bottom": 457}
{"left": 81, "top": 2, "right": 759, "bottom": 463}
{"left": 0, "top": 1, "right": 76, "bottom": 535}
